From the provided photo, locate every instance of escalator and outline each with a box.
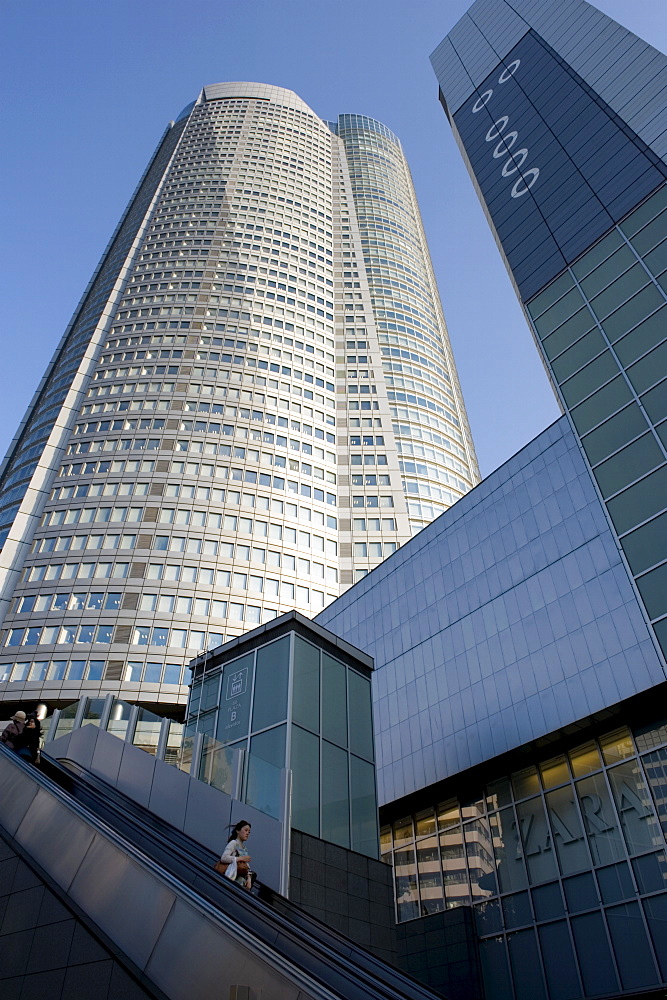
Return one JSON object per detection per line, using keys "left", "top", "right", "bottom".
{"left": 0, "top": 744, "right": 447, "bottom": 1000}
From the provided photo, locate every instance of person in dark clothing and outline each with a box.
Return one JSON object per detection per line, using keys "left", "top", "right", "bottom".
{"left": 14, "top": 715, "right": 41, "bottom": 763}
{"left": 0, "top": 711, "right": 26, "bottom": 750}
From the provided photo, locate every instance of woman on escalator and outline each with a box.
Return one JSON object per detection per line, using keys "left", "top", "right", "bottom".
{"left": 217, "top": 819, "right": 255, "bottom": 890}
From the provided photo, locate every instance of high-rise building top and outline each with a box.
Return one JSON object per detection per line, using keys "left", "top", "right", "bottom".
{"left": 0, "top": 82, "right": 478, "bottom": 711}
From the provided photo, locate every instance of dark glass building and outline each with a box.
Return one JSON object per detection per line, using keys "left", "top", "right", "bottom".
{"left": 431, "top": 0, "right": 667, "bottom": 664}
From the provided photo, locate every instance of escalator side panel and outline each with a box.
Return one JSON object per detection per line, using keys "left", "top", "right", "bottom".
{"left": 145, "top": 896, "right": 312, "bottom": 1000}
{"left": 13, "top": 786, "right": 97, "bottom": 893}
{"left": 0, "top": 752, "right": 38, "bottom": 837}
{"left": 0, "top": 751, "right": 327, "bottom": 1000}
{"left": 67, "top": 833, "right": 177, "bottom": 970}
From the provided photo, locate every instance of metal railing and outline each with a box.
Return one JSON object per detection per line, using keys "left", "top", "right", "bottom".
{"left": 47, "top": 694, "right": 285, "bottom": 818}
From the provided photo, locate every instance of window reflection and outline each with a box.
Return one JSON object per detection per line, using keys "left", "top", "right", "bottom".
{"left": 607, "top": 760, "right": 663, "bottom": 855}
{"left": 465, "top": 818, "right": 497, "bottom": 899}
{"left": 395, "top": 845, "right": 419, "bottom": 921}
{"left": 416, "top": 836, "right": 444, "bottom": 915}
{"left": 575, "top": 772, "right": 625, "bottom": 866}
{"left": 440, "top": 826, "right": 470, "bottom": 906}
{"left": 388, "top": 721, "right": 667, "bottom": 931}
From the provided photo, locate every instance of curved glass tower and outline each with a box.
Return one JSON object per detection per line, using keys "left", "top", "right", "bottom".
{"left": 331, "top": 115, "right": 478, "bottom": 537}
{"left": 0, "top": 83, "right": 478, "bottom": 713}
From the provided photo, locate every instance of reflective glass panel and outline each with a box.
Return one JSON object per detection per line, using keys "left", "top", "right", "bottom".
{"left": 634, "top": 850, "right": 667, "bottom": 894}
{"left": 479, "top": 937, "right": 513, "bottom": 1000}
{"left": 291, "top": 724, "right": 319, "bottom": 836}
{"left": 597, "top": 861, "right": 634, "bottom": 904}
{"left": 416, "top": 835, "right": 444, "bottom": 915}
{"left": 643, "top": 893, "right": 667, "bottom": 979}
{"left": 292, "top": 636, "right": 320, "bottom": 735}
{"left": 395, "top": 844, "right": 419, "bottom": 921}
{"left": 490, "top": 807, "right": 527, "bottom": 894}
{"left": 516, "top": 797, "right": 558, "bottom": 884}
{"left": 252, "top": 637, "right": 289, "bottom": 731}
{"left": 571, "top": 911, "right": 619, "bottom": 996}
{"left": 440, "top": 825, "right": 470, "bottom": 907}
{"left": 321, "top": 652, "right": 347, "bottom": 749}
{"left": 606, "top": 901, "right": 659, "bottom": 989}
{"left": 350, "top": 754, "right": 377, "bottom": 858}
{"left": 538, "top": 921, "right": 582, "bottom": 1000}
{"left": 507, "top": 928, "right": 546, "bottom": 1000}
{"left": 546, "top": 786, "right": 589, "bottom": 875}
{"left": 465, "top": 817, "right": 497, "bottom": 900}
{"left": 607, "top": 759, "right": 663, "bottom": 855}
{"left": 106, "top": 699, "right": 131, "bottom": 740}
{"left": 575, "top": 773, "right": 625, "bottom": 865}
{"left": 216, "top": 652, "right": 254, "bottom": 745}
{"left": 321, "top": 739, "right": 349, "bottom": 848}
{"left": 348, "top": 669, "right": 373, "bottom": 762}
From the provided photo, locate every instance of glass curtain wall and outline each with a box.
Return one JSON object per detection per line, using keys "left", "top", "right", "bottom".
{"left": 382, "top": 719, "right": 667, "bottom": 999}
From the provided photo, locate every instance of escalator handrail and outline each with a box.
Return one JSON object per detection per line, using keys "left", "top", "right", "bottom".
{"left": 47, "top": 753, "right": 409, "bottom": 982}
{"left": 19, "top": 747, "right": 444, "bottom": 1000}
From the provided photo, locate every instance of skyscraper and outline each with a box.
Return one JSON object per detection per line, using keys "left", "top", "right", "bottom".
{"left": 0, "top": 82, "right": 478, "bottom": 712}
{"left": 431, "top": 0, "right": 667, "bottom": 668}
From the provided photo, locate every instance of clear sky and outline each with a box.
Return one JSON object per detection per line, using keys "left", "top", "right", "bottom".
{"left": 2, "top": 0, "right": 666, "bottom": 477}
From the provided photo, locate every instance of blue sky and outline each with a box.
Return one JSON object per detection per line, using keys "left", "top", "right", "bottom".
{"left": 2, "top": 0, "right": 666, "bottom": 477}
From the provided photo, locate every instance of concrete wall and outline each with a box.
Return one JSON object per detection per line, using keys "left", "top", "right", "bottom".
{"left": 289, "top": 829, "right": 396, "bottom": 965}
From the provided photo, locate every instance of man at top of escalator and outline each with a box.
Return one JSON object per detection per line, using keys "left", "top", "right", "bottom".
{"left": 14, "top": 714, "right": 42, "bottom": 764}
{"left": 0, "top": 710, "right": 26, "bottom": 751}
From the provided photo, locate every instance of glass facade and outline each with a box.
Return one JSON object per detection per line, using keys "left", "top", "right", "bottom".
{"left": 448, "top": 31, "right": 666, "bottom": 300}
{"left": 318, "top": 415, "right": 667, "bottom": 806}
{"left": 0, "top": 83, "right": 478, "bottom": 712}
{"left": 526, "top": 185, "right": 667, "bottom": 663}
{"left": 184, "top": 614, "right": 379, "bottom": 857}
{"left": 381, "top": 719, "right": 667, "bottom": 999}
{"left": 432, "top": 0, "right": 667, "bottom": 669}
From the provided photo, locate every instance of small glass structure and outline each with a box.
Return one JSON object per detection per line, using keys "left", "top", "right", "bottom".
{"left": 185, "top": 610, "right": 379, "bottom": 858}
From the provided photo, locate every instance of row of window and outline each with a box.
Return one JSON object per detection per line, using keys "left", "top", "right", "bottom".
{"left": 56, "top": 456, "right": 338, "bottom": 505}
{"left": 4, "top": 587, "right": 321, "bottom": 654}
{"left": 47, "top": 482, "right": 337, "bottom": 529}
{"left": 400, "top": 459, "right": 470, "bottom": 493}
{"left": 100, "top": 348, "right": 183, "bottom": 363}
{"left": 353, "top": 542, "right": 398, "bottom": 558}
{"left": 94, "top": 364, "right": 180, "bottom": 379}
{"left": 68, "top": 438, "right": 164, "bottom": 454}
{"left": 104, "top": 327, "right": 196, "bottom": 346}
{"left": 187, "top": 380, "right": 334, "bottom": 416}
{"left": 403, "top": 478, "right": 458, "bottom": 506}
{"left": 350, "top": 453, "right": 388, "bottom": 467}
{"left": 33, "top": 534, "right": 136, "bottom": 555}
{"left": 42, "top": 506, "right": 143, "bottom": 527}
{"left": 183, "top": 402, "right": 335, "bottom": 441}
{"left": 74, "top": 417, "right": 166, "bottom": 434}
{"left": 1, "top": 658, "right": 186, "bottom": 686}
{"left": 153, "top": 511, "right": 335, "bottom": 547}
{"left": 23, "top": 562, "right": 132, "bottom": 583}
{"left": 177, "top": 424, "right": 336, "bottom": 464}
{"left": 87, "top": 380, "right": 175, "bottom": 398}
